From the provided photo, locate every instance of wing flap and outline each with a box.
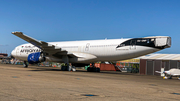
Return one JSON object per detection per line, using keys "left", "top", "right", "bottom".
{"left": 72, "top": 52, "right": 97, "bottom": 60}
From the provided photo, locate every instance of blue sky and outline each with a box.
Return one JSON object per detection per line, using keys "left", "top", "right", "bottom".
{"left": 0, "top": 0, "right": 180, "bottom": 55}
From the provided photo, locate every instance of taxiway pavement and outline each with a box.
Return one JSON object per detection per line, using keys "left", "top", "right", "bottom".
{"left": 0, "top": 64, "right": 180, "bottom": 101}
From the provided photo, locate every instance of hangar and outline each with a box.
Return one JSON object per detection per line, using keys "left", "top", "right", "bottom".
{"left": 139, "top": 54, "right": 180, "bottom": 76}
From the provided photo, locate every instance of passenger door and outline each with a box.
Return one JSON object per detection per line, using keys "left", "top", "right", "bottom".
{"left": 85, "top": 43, "right": 90, "bottom": 51}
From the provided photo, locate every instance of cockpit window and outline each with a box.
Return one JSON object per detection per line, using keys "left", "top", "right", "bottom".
{"left": 117, "top": 38, "right": 155, "bottom": 48}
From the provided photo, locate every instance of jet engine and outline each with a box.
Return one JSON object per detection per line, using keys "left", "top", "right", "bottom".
{"left": 27, "top": 52, "right": 46, "bottom": 64}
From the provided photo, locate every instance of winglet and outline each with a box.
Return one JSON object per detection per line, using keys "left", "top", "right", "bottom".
{"left": 12, "top": 31, "right": 23, "bottom": 35}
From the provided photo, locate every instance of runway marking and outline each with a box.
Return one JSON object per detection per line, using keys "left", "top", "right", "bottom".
{"left": 149, "top": 84, "right": 157, "bottom": 86}
{"left": 82, "top": 94, "right": 98, "bottom": 97}
{"left": 172, "top": 93, "right": 180, "bottom": 95}
{"left": 12, "top": 76, "right": 18, "bottom": 78}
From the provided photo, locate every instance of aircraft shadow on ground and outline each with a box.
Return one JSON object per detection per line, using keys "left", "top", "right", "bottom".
{"left": 28, "top": 67, "right": 140, "bottom": 76}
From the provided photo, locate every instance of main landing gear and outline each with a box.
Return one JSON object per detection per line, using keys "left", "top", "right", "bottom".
{"left": 61, "top": 56, "right": 76, "bottom": 71}
{"left": 61, "top": 64, "right": 76, "bottom": 71}
{"left": 163, "top": 74, "right": 172, "bottom": 79}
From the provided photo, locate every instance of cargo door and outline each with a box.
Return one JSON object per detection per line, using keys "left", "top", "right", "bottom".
{"left": 155, "top": 38, "right": 167, "bottom": 47}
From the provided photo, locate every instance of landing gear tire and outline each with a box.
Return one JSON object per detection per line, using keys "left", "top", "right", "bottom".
{"left": 87, "top": 67, "right": 92, "bottom": 72}
{"left": 67, "top": 66, "right": 72, "bottom": 71}
{"left": 96, "top": 68, "right": 100, "bottom": 72}
{"left": 72, "top": 66, "right": 76, "bottom": 71}
{"left": 61, "top": 66, "right": 66, "bottom": 71}
{"left": 168, "top": 76, "right": 172, "bottom": 79}
{"left": 61, "top": 66, "right": 74, "bottom": 71}
{"left": 23, "top": 61, "right": 28, "bottom": 68}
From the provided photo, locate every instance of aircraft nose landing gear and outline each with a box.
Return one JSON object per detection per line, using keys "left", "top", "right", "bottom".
{"left": 23, "top": 61, "right": 28, "bottom": 68}
{"left": 61, "top": 63, "right": 76, "bottom": 71}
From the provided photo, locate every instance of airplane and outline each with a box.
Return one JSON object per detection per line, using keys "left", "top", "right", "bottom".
{"left": 156, "top": 69, "right": 180, "bottom": 80}
{"left": 11, "top": 32, "right": 171, "bottom": 72}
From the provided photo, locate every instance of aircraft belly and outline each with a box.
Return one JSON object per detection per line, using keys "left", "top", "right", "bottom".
{"left": 89, "top": 46, "right": 120, "bottom": 57}
{"left": 91, "top": 46, "right": 159, "bottom": 61}
{"left": 87, "top": 46, "right": 129, "bottom": 61}
{"left": 128, "top": 46, "right": 160, "bottom": 58}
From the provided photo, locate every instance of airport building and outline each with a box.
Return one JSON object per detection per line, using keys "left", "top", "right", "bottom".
{"left": 0, "top": 53, "right": 11, "bottom": 64}
{"left": 116, "top": 59, "right": 140, "bottom": 72}
{"left": 139, "top": 54, "right": 180, "bottom": 76}
{"left": 0, "top": 53, "right": 8, "bottom": 59}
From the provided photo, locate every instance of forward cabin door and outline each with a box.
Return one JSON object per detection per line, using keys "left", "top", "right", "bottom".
{"left": 85, "top": 43, "right": 90, "bottom": 51}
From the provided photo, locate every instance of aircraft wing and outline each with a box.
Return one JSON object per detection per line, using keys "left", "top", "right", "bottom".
{"left": 155, "top": 71, "right": 163, "bottom": 74}
{"left": 12, "top": 32, "right": 97, "bottom": 61}
{"left": 12, "top": 32, "right": 66, "bottom": 55}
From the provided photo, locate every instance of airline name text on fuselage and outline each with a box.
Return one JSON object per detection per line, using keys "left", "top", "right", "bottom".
{"left": 20, "top": 49, "right": 41, "bottom": 53}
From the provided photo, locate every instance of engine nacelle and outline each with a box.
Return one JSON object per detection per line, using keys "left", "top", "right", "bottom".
{"left": 27, "top": 52, "right": 46, "bottom": 64}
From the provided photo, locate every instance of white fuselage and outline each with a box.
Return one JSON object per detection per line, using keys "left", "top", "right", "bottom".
{"left": 11, "top": 38, "right": 161, "bottom": 63}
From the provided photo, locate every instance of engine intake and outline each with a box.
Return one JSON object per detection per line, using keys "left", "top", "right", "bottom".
{"left": 28, "top": 52, "right": 46, "bottom": 64}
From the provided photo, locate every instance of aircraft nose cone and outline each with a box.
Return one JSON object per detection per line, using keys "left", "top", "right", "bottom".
{"left": 11, "top": 50, "right": 16, "bottom": 57}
